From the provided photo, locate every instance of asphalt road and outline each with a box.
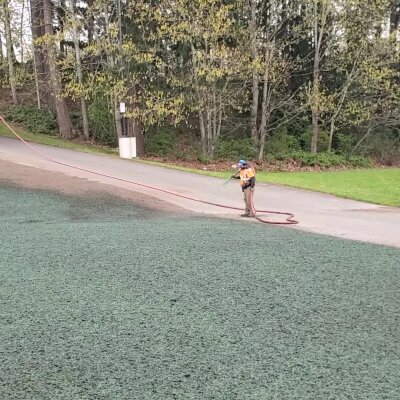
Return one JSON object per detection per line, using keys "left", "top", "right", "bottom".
{"left": 1, "top": 136, "right": 399, "bottom": 247}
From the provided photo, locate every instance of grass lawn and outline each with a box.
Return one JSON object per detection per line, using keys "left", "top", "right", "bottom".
{"left": 1, "top": 184, "right": 399, "bottom": 399}
{"left": 263, "top": 169, "right": 400, "bottom": 206}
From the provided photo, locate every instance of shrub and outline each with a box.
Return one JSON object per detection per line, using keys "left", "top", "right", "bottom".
{"left": 70, "top": 110, "right": 83, "bottom": 132}
{"left": 336, "top": 133, "right": 356, "bottom": 155}
{"left": 266, "top": 128, "right": 301, "bottom": 154}
{"left": 347, "top": 155, "right": 373, "bottom": 168}
{"left": 268, "top": 151, "right": 372, "bottom": 168}
{"left": 88, "top": 98, "right": 116, "bottom": 146}
{"left": 216, "top": 138, "right": 256, "bottom": 159}
{"left": 6, "top": 106, "right": 58, "bottom": 135}
{"left": 144, "top": 128, "right": 176, "bottom": 156}
{"left": 196, "top": 153, "right": 211, "bottom": 164}
{"left": 299, "top": 128, "right": 330, "bottom": 152}
{"left": 361, "top": 130, "right": 400, "bottom": 165}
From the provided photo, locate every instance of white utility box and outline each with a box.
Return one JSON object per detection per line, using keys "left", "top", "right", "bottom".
{"left": 118, "top": 137, "right": 137, "bottom": 159}
{"left": 130, "top": 137, "right": 137, "bottom": 158}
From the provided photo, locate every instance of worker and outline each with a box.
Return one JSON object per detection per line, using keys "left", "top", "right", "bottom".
{"left": 232, "top": 159, "right": 256, "bottom": 217}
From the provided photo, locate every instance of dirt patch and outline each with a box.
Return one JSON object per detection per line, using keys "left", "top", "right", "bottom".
{"left": 0, "top": 159, "right": 187, "bottom": 215}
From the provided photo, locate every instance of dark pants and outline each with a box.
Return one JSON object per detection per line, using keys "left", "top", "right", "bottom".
{"left": 243, "top": 187, "right": 254, "bottom": 215}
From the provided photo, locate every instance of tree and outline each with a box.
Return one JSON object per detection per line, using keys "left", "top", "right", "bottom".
{"left": 149, "top": 0, "right": 248, "bottom": 157}
{"left": 39, "top": 0, "right": 73, "bottom": 138}
{"left": 308, "top": 0, "right": 333, "bottom": 154}
{"left": 69, "top": 0, "right": 89, "bottom": 139}
{"left": 319, "top": 0, "right": 398, "bottom": 153}
{"left": 245, "top": 0, "right": 306, "bottom": 160}
{"left": 1, "top": 0, "right": 18, "bottom": 104}
{"left": 349, "top": 37, "right": 399, "bottom": 155}
{"left": 30, "top": 0, "right": 55, "bottom": 110}
{"left": 1, "top": 0, "right": 397, "bottom": 163}
{"left": 248, "top": 0, "right": 259, "bottom": 146}
{"left": 390, "top": 0, "right": 400, "bottom": 35}
{"left": 0, "top": 28, "right": 3, "bottom": 63}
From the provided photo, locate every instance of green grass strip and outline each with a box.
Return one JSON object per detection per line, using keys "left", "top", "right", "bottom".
{"left": 262, "top": 169, "right": 400, "bottom": 206}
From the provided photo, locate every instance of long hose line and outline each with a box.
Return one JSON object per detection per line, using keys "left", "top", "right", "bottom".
{"left": 0, "top": 116, "right": 298, "bottom": 225}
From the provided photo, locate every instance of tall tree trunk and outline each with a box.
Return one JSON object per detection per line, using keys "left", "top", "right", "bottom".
{"left": 1, "top": 0, "right": 18, "bottom": 104}
{"left": 248, "top": 0, "right": 259, "bottom": 146}
{"left": 32, "top": 47, "right": 41, "bottom": 109}
{"left": 71, "top": 0, "right": 89, "bottom": 139}
{"left": 29, "top": 0, "right": 40, "bottom": 108}
{"left": 0, "top": 30, "right": 4, "bottom": 62}
{"left": 127, "top": 84, "right": 144, "bottom": 156}
{"left": 87, "top": 0, "right": 94, "bottom": 44}
{"left": 258, "top": 46, "right": 272, "bottom": 162}
{"left": 310, "top": 0, "right": 325, "bottom": 154}
{"left": 104, "top": 2, "right": 122, "bottom": 138}
{"left": 310, "top": 74, "right": 319, "bottom": 154}
{"left": 57, "top": 0, "right": 66, "bottom": 54}
{"left": 191, "top": 42, "right": 208, "bottom": 156}
{"left": 88, "top": 15, "right": 94, "bottom": 44}
{"left": 113, "top": 99, "right": 123, "bottom": 138}
{"left": 20, "top": 0, "right": 25, "bottom": 63}
{"left": 199, "top": 110, "right": 207, "bottom": 156}
{"left": 390, "top": 0, "right": 400, "bottom": 36}
{"left": 206, "top": 103, "right": 212, "bottom": 157}
{"left": 42, "top": 0, "right": 73, "bottom": 139}
{"left": 132, "top": 119, "right": 144, "bottom": 156}
{"left": 30, "top": 0, "right": 56, "bottom": 111}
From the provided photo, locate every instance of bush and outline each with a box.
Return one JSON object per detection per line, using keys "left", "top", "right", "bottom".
{"left": 347, "top": 155, "right": 373, "bottom": 168}
{"left": 361, "top": 130, "right": 400, "bottom": 165}
{"left": 268, "top": 151, "right": 372, "bottom": 168}
{"left": 6, "top": 106, "right": 58, "bottom": 135}
{"left": 299, "top": 128, "right": 330, "bottom": 152}
{"left": 196, "top": 153, "right": 211, "bottom": 164}
{"left": 216, "top": 138, "right": 256, "bottom": 159}
{"left": 336, "top": 133, "right": 356, "bottom": 155}
{"left": 70, "top": 110, "right": 83, "bottom": 132}
{"left": 266, "top": 128, "right": 301, "bottom": 154}
{"left": 88, "top": 98, "right": 116, "bottom": 146}
{"left": 144, "top": 128, "right": 176, "bottom": 156}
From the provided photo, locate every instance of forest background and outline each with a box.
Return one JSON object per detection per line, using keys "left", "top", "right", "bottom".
{"left": 0, "top": 0, "right": 399, "bottom": 169}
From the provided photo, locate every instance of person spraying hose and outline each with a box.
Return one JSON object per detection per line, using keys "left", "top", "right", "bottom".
{"left": 232, "top": 160, "right": 256, "bottom": 217}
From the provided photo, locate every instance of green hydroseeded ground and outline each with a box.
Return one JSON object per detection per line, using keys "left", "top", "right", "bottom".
{"left": 0, "top": 184, "right": 399, "bottom": 400}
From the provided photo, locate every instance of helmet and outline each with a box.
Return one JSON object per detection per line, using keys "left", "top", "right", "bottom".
{"left": 238, "top": 159, "right": 247, "bottom": 167}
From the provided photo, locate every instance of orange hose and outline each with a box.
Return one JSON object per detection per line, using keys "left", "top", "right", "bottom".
{"left": 0, "top": 115, "right": 298, "bottom": 225}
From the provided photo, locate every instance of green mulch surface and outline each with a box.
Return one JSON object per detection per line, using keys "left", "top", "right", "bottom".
{"left": 1, "top": 185, "right": 399, "bottom": 400}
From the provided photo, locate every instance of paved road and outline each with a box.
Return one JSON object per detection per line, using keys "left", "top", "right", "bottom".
{"left": 1, "top": 136, "right": 399, "bottom": 247}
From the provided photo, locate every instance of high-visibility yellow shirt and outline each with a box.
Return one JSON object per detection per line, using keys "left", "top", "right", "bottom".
{"left": 239, "top": 167, "right": 255, "bottom": 188}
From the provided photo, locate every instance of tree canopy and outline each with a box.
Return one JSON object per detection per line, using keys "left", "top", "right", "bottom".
{"left": 0, "top": 0, "right": 399, "bottom": 163}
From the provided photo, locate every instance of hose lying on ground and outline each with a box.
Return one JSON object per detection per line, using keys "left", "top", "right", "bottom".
{"left": 0, "top": 115, "right": 298, "bottom": 225}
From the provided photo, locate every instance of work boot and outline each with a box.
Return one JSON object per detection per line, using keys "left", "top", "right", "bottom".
{"left": 240, "top": 212, "right": 250, "bottom": 217}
